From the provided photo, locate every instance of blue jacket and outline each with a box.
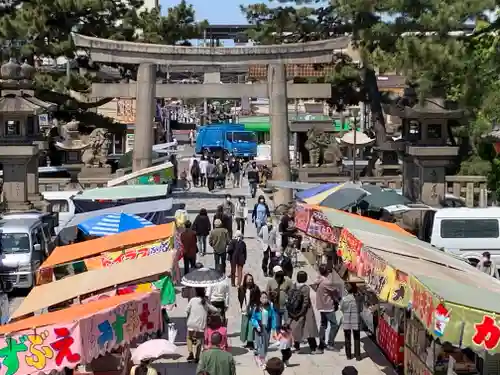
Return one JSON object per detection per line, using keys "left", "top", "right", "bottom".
{"left": 250, "top": 304, "right": 278, "bottom": 331}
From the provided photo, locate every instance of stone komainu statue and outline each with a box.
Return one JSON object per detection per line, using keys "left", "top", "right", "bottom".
{"left": 81, "top": 128, "right": 111, "bottom": 167}
{"left": 321, "top": 133, "right": 343, "bottom": 167}
{"left": 304, "top": 127, "right": 322, "bottom": 166}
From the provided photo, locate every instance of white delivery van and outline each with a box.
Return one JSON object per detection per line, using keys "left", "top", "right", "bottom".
{"left": 420, "top": 207, "right": 500, "bottom": 270}
{"left": 41, "top": 191, "right": 80, "bottom": 232}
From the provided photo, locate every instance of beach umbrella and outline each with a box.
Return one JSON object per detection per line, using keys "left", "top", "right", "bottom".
{"left": 131, "top": 339, "right": 177, "bottom": 364}
{"left": 181, "top": 267, "right": 226, "bottom": 287}
{"left": 77, "top": 213, "right": 154, "bottom": 237}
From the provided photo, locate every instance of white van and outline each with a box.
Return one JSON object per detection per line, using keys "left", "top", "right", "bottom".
{"left": 41, "top": 191, "right": 80, "bottom": 232}
{"left": 421, "top": 207, "right": 500, "bottom": 268}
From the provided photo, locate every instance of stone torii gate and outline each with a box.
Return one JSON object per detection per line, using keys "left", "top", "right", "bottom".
{"left": 72, "top": 34, "right": 350, "bottom": 205}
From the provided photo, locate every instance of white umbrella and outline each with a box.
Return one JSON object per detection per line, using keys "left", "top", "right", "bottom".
{"left": 131, "top": 339, "right": 177, "bottom": 364}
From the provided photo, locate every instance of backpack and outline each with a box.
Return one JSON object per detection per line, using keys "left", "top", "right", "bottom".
{"left": 286, "top": 285, "right": 305, "bottom": 317}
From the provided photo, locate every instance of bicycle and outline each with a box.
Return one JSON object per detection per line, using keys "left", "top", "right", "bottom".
{"left": 178, "top": 177, "right": 192, "bottom": 192}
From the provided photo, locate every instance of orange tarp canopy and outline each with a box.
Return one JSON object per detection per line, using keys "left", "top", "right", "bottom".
{"left": 309, "top": 204, "right": 412, "bottom": 236}
{"left": 0, "top": 292, "right": 149, "bottom": 335}
{"left": 42, "top": 222, "right": 175, "bottom": 269}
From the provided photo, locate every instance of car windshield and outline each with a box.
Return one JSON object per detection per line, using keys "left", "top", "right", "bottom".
{"left": 1, "top": 233, "right": 30, "bottom": 254}
{"left": 233, "top": 132, "right": 256, "bottom": 142}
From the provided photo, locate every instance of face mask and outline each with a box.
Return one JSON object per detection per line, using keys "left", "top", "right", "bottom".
{"left": 226, "top": 198, "right": 231, "bottom": 201}
{"left": 259, "top": 200, "right": 264, "bottom": 204}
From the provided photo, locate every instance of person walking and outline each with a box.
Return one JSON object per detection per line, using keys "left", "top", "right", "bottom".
{"left": 258, "top": 217, "right": 278, "bottom": 277}
{"left": 251, "top": 292, "right": 278, "bottom": 369}
{"left": 234, "top": 196, "right": 248, "bottom": 237}
{"left": 186, "top": 287, "right": 219, "bottom": 362}
{"left": 252, "top": 195, "right": 271, "bottom": 232}
{"left": 206, "top": 264, "right": 230, "bottom": 324}
{"left": 229, "top": 158, "right": 241, "bottom": 188}
{"left": 222, "top": 194, "right": 235, "bottom": 237}
{"left": 192, "top": 208, "right": 211, "bottom": 256}
{"left": 287, "top": 271, "right": 319, "bottom": 354}
{"left": 206, "top": 159, "right": 217, "bottom": 192}
{"left": 477, "top": 251, "right": 498, "bottom": 278}
{"left": 265, "top": 266, "right": 292, "bottom": 327}
{"left": 209, "top": 219, "right": 230, "bottom": 271}
{"left": 279, "top": 207, "right": 299, "bottom": 251}
{"left": 189, "top": 129, "right": 195, "bottom": 147}
{"left": 181, "top": 220, "right": 197, "bottom": 275}
{"left": 196, "top": 332, "right": 236, "bottom": 375}
{"left": 238, "top": 274, "right": 261, "bottom": 349}
{"left": 246, "top": 161, "right": 260, "bottom": 198}
{"left": 227, "top": 230, "right": 247, "bottom": 287}
{"left": 340, "top": 282, "right": 362, "bottom": 361}
{"left": 199, "top": 156, "right": 208, "bottom": 187}
{"left": 191, "top": 159, "right": 201, "bottom": 187}
{"left": 311, "top": 264, "right": 340, "bottom": 351}
{"left": 213, "top": 205, "right": 233, "bottom": 239}
{"left": 275, "top": 323, "right": 293, "bottom": 367}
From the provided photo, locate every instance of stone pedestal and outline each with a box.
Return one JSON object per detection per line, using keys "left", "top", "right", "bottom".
{"left": 268, "top": 64, "right": 292, "bottom": 206}
{"left": 0, "top": 146, "right": 39, "bottom": 211}
{"left": 404, "top": 146, "right": 459, "bottom": 206}
{"left": 27, "top": 155, "right": 51, "bottom": 212}
{"left": 133, "top": 63, "right": 156, "bottom": 172}
{"left": 78, "top": 166, "right": 112, "bottom": 179}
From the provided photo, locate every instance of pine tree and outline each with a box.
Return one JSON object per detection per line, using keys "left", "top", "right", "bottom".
{"left": 0, "top": 0, "right": 207, "bottom": 128}
{"left": 241, "top": 0, "right": 500, "bottom": 175}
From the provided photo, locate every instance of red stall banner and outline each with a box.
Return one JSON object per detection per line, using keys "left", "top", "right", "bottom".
{"left": 294, "top": 203, "right": 312, "bottom": 233}
{"left": 295, "top": 203, "right": 340, "bottom": 244}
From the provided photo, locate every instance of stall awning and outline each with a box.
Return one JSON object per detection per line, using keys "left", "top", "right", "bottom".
{"left": 42, "top": 222, "right": 175, "bottom": 269}
{"left": 367, "top": 247, "right": 500, "bottom": 313}
{"left": 0, "top": 292, "right": 148, "bottom": 334}
{"left": 13, "top": 251, "right": 174, "bottom": 319}
{"left": 74, "top": 185, "right": 168, "bottom": 201}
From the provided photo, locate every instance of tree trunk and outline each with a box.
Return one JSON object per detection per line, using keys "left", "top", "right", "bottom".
{"left": 362, "top": 66, "right": 387, "bottom": 176}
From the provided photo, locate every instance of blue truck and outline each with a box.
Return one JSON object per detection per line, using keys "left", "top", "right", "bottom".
{"left": 195, "top": 124, "right": 257, "bottom": 159}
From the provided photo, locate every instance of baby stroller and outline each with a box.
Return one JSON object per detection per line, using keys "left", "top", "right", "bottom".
{"left": 205, "top": 312, "right": 229, "bottom": 351}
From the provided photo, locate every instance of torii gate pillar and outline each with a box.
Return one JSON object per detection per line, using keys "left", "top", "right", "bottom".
{"left": 268, "top": 64, "right": 292, "bottom": 206}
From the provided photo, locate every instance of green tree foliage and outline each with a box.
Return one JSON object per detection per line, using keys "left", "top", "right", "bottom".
{"left": 241, "top": 0, "right": 500, "bottom": 182}
{"left": 0, "top": 0, "right": 207, "bottom": 128}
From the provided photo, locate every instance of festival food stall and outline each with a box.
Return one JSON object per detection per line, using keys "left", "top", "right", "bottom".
{"left": 0, "top": 292, "right": 161, "bottom": 375}
{"left": 12, "top": 251, "right": 174, "bottom": 320}
{"left": 334, "top": 224, "right": 500, "bottom": 375}
{"left": 38, "top": 223, "right": 176, "bottom": 284}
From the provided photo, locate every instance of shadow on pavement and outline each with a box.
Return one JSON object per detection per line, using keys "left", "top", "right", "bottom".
{"left": 153, "top": 361, "right": 197, "bottom": 375}
{"left": 361, "top": 337, "right": 398, "bottom": 375}
{"left": 230, "top": 346, "right": 249, "bottom": 357}
{"left": 170, "top": 317, "right": 188, "bottom": 344}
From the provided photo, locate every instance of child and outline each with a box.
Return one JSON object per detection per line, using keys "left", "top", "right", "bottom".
{"left": 204, "top": 314, "right": 228, "bottom": 351}
{"left": 275, "top": 323, "right": 293, "bottom": 367}
{"left": 251, "top": 292, "right": 278, "bottom": 369}
{"left": 265, "top": 357, "right": 285, "bottom": 375}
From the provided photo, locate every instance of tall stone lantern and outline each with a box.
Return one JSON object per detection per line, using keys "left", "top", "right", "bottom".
{"left": 0, "top": 58, "right": 57, "bottom": 211}
{"left": 383, "top": 96, "right": 463, "bottom": 206}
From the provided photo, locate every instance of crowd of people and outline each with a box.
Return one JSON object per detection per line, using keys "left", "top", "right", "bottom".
{"left": 187, "top": 155, "right": 271, "bottom": 196}
{"left": 179, "top": 202, "right": 366, "bottom": 375}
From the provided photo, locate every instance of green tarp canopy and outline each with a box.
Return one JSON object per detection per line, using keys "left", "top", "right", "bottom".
{"left": 240, "top": 116, "right": 360, "bottom": 132}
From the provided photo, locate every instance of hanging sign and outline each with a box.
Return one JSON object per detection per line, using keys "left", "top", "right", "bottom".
{"left": 337, "top": 228, "right": 362, "bottom": 271}
{"left": 295, "top": 204, "right": 340, "bottom": 244}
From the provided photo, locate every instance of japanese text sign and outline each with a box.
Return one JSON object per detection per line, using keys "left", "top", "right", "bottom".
{"left": 337, "top": 228, "right": 362, "bottom": 271}
{"left": 294, "top": 204, "right": 311, "bottom": 233}
{"left": 409, "top": 277, "right": 436, "bottom": 330}
{"left": 307, "top": 210, "right": 340, "bottom": 244}
{"left": 79, "top": 292, "right": 161, "bottom": 362}
{"left": 101, "top": 240, "right": 171, "bottom": 268}
{"left": 0, "top": 324, "right": 82, "bottom": 375}
{"left": 0, "top": 293, "right": 161, "bottom": 375}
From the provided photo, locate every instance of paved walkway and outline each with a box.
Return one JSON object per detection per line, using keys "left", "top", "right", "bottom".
{"left": 156, "top": 182, "right": 396, "bottom": 375}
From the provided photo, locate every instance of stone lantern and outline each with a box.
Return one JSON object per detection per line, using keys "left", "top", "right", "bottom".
{"left": 0, "top": 58, "right": 57, "bottom": 211}
{"left": 383, "top": 96, "right": 463, "bottom": 206}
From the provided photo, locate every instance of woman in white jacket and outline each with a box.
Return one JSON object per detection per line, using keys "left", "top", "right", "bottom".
{"left": 258, "top": 217, "right": 279, "bottom": 277}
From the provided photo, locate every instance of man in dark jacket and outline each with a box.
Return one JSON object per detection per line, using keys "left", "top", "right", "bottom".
{"left": 227, "top": 230, "right": 247, "bottom": 287}
{"left": 180, "top": 220, "right": 197, "bottom": 275}
{"left": 213, "top": 205, "right": 233, "bottom": 238}
{"left": 192, "top": 208, "right": 211, "bottom": 256}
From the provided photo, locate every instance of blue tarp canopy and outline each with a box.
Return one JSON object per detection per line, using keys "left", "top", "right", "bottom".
{"left": 296, "top": 183, "right": 340, "bottom": 200}
{"left": 77, "top": 213, "right": 155, "bottom": 237}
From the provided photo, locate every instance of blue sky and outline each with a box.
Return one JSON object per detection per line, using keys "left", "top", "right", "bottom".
{"left": 160, "top": 0, "right": 254, "bottom": 24}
